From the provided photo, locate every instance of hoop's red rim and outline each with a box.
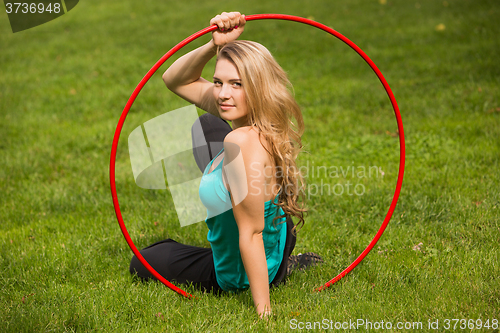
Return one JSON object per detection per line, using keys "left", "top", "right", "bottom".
{"left": 110, "top": 14, "right": 405, "bottom": 298}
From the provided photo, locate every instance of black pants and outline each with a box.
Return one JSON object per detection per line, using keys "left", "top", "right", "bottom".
{"left": 129, "top": 113, "right": 296, "bottom": 292}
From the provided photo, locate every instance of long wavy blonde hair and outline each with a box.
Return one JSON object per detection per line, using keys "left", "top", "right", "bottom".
{"left": 217, "top": 40, "right": 307, "bottom": 229}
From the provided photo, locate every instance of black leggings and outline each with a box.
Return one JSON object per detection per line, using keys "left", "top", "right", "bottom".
{"left": 129, "top": 113, "right": 296, "bottom": 292}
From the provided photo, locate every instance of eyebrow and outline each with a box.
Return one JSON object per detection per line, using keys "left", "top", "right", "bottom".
{"left": 212, "top": 76, "right": 242, "bottom": 83}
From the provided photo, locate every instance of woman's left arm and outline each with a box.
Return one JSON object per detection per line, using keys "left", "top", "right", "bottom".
{"left": 223, "top": 131, "right": 271, "bottom": 319}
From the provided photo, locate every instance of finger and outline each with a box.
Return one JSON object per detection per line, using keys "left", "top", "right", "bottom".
{"left": 219, "top": 12, "right": 232, "bottom": 30}
{"left": 211, "top": 14, "right": 230, "bottom": 31}
{"left": 210, "top": 15, "right": 224, "bottom": 30}
{"left": 238, "top": 14, "right": 246, "bottom": 28}
{"left": 226, "top": 12, "right": 243, "bottom": 29}
{"left": 227, "top": 12, "right": 240, "bottom": 27}
{"left": 220, "top": 12, "right": 241, "bottom": 30}
{"left": 210, "top": 12, "right": 242, "bottom": 31}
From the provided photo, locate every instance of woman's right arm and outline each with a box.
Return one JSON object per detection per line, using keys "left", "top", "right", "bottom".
{"left": 162, "top": 40, "right": 218, "bottom": 114}
{"left": 162, "top": 12, "right": 246, "bottom": 115}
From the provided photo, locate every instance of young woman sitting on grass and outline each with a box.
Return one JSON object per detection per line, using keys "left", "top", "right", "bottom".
{"left": 129, "top": 11, "right": 322, "bottom": 319}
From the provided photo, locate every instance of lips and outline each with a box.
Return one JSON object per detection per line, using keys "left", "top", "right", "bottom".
{"left": 219, "top": 103, "right": 235, "bottom": 111}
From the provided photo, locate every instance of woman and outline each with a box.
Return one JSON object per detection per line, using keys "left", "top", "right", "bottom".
{"left": 130, "top": 12, "right": 322, "bottom": 318}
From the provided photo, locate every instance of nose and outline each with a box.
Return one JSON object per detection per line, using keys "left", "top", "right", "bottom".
{"left": 218, "top": 84, "right": 230, "bottom": 100}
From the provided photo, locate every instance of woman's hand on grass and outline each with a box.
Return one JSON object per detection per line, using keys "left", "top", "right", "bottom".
{"left": 210, "top": 12, "right": 246, "bottom": 46}
{"left": 259, "top": 309, "right": 272, "bottom": 320}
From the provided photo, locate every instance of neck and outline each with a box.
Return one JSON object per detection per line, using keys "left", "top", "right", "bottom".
{"left": 231, "top": 115, "right": 250, "bottom": 129}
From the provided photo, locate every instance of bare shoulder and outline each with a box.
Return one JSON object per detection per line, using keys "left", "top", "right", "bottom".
{"left": 224, "top": 126, "right": 259, "bottom": 146}
{"left": 223, "top": 127, "right": 268, "bottom": 163}
{"left": 223, "top": 127, "right": 279, "bottom": 202}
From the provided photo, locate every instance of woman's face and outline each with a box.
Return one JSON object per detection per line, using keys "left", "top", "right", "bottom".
{"left": 213, "top": 58, "right": 249, "bottom": 127}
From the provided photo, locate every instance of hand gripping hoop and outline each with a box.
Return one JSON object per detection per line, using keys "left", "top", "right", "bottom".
{"left": 110, "top": 14, "right": 406, "bottom": 299}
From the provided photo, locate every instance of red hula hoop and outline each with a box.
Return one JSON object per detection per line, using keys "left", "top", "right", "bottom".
{"left": 110, "top": 14, "right": 405, "bottom": 299}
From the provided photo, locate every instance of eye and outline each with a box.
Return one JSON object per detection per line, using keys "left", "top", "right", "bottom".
{"left": 232, "top": 82, "right": 242, "bottom": 88}
{"left": 213, "top": 80, "right": 222, "bottom": 86}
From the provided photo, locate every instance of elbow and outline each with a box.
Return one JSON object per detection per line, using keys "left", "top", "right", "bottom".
{"left": 162, "top": 70, "right": 175, "bottom": 91}
{"left": 239, "top": 230, "right": 263, "bottom": 251}
{"left": 162, "top": 68, "right": 180, "bottom": 93}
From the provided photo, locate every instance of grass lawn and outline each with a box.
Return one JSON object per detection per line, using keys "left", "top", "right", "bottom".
{"left": 1, "top": 0, "right": 499, "bottom": 331}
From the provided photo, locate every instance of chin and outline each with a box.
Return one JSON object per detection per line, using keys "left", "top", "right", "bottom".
{"left": 218, "top": 112, "right": 229, "bottom": 121}
{"left": 218, "top": 112, "right": 235, "bottom": 121}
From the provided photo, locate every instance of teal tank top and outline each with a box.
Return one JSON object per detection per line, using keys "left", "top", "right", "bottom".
{"left": 199, "top": 149, "right": 287, "bottom": 291}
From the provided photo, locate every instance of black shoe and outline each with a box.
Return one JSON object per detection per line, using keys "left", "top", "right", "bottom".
{"left": 287, "top": 252, "right": 323, "bottom": 276}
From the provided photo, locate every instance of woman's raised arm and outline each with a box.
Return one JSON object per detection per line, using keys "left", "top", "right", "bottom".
{"left": 162, "top": 12, "right": 245, "bottom": 115}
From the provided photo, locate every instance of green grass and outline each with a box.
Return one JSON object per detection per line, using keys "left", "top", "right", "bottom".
{"left": 1, "top": 0, "right": 499, "bottom": 331}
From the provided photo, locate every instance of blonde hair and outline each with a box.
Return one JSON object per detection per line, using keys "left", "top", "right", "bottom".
{"left": 217, "top": 40, "right": 306, "bottom": 229}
